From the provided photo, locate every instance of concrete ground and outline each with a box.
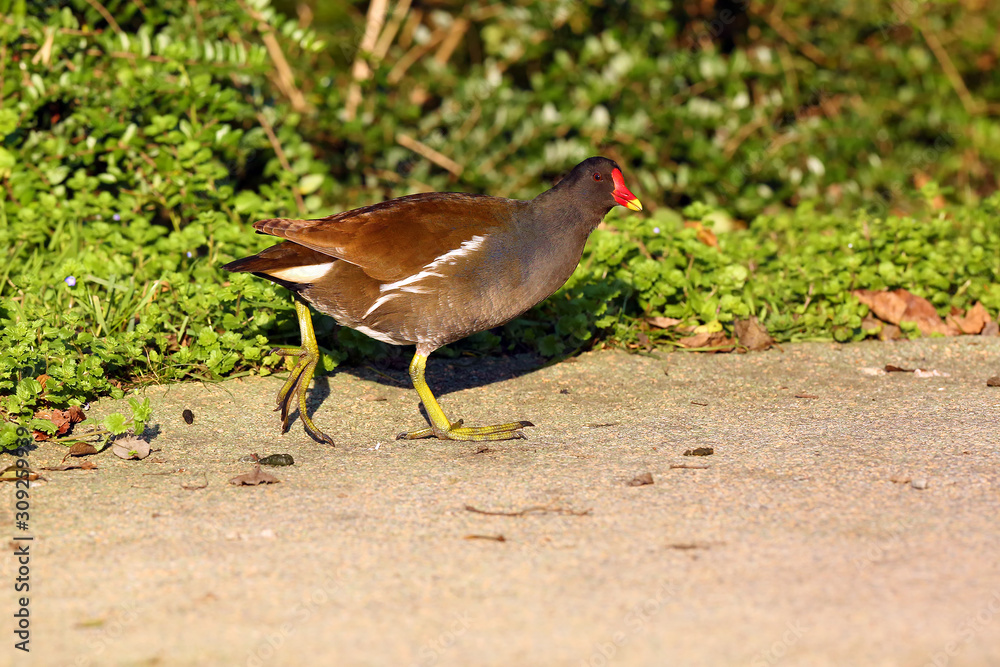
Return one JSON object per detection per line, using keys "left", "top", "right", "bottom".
{"left": 6, "top": 337, "right": 1000, "bottom": 666}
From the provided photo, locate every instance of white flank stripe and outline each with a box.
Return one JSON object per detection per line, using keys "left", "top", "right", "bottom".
{"left": 363, "top": 292, "right": 400, "bottom": 319}
{"left": 379, "top": 235, "right": 486, "bottom": 294}
{"left": 267, "top": 262, "right": 335, "bottom": 283}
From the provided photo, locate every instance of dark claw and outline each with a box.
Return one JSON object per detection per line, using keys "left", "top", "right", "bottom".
{"left": 519, "top": 421, "right": 535, "bottom": 428}
{"left": 304, "top": 422, "right": 335, "bottom": 447}
{"left": 395, "top": 431, "right": 408, "bottom": 440}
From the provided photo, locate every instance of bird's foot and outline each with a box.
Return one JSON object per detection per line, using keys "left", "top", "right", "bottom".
{"left": 272, "top": 346, "right": 335, "bottom": 446}
{"left": 396, "top": 419, "right": 534, "bottom": 442}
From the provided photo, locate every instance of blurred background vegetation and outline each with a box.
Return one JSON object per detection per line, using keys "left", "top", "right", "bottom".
{"left": 2, "top": 0, "right": 999, "bottom": 440}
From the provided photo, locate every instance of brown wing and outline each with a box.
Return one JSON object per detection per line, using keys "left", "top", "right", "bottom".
{"left": 252, "top": 193, "right": 517, "bottom": 282}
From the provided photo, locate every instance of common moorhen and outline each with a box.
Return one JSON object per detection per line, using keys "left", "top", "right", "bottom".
{"left": 223, "top": 156, "right": 642, "bottom": 444}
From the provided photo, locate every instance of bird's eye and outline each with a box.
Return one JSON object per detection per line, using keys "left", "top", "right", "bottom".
{"left": 593, "top": 172, "right": 602, "bottom": 181}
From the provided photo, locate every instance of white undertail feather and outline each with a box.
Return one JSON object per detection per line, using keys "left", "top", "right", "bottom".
{"left": 266, "top": 262, "right": 335, "bottom": 284}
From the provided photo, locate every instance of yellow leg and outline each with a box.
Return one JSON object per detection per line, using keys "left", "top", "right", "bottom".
{"left": 271, "top": 300, "right": 335, "bottom": 446}
{"left": 396, "top": 352, "right": 533, "bottom": 442}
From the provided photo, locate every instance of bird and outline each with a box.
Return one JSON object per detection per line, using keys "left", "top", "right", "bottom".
{"left": 223, "top": 156, "right": 642, "bottom": 445}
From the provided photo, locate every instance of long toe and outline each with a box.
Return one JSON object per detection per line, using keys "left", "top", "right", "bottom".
{"left": 406, "top": 419, "right": 534, "bottom": 442}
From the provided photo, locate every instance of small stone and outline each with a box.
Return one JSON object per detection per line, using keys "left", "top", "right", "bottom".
{"left": 628, "top": 472, "right": 654, "bottom": 486}
{"left": 259, "top": 528, "right": 276, "bottom": 539}
{"left": 987, "top": 376, "right": 1000, "bottom": 387}
{"left": 911, "top": 478, "right": 929, "bottom": 490}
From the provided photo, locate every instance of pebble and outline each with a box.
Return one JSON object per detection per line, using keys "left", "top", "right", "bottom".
{"left": 911, "top": 478, "right": 929, "bottom": 490}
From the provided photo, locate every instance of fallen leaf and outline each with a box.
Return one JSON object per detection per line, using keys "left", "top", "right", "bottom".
{"left": 852, "top": 288, "right": 954, "bottom": 336}
{"left": 229, "top": 466, "right": 279, "bottom": 486}
{"left": 684, "top": 447, "right": 714, "bottom": 456}
{"left": 646, "top": 316, "right": 682, "bottom": 329}
{"left": 41, "top": 461, "right": 97, "bottom": 471}
{"left": 884, "top": 364, "right": 914, "bottom": 373}
{"left": 982, "top": 321, "right": 999, "bottom": 337}
{"left": 678, "top": 331, "right": 735, "bottom": 352}
{"left": 947, "top": 302, "right": 991, "bottom": 335}
{"left": 795, "top": 393, "right": 819, "bottom": 399}
{"left": 628, "top": 472, "right": 654, "bottom": 486}
{"left": 67, "top": 442, "right": 98, "bottom": 457}
{"left": 734, "top": 317, "right": 774, "bottom": 351}
{"left": 683, "top": 221, "right": 718, "bottom": 247}
{"left": 987, "top": 376, "right": 1000, "bottom": 387}
{"left": 0, "top": 465, "right": 42, "bottom": 482}
{"left": 112, "top": 437, "right": 151, "bottom": 460}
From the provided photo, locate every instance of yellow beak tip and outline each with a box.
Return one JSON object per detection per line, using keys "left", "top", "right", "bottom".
{"left": 626, "top": 198, "right": 643, "bottom": 212}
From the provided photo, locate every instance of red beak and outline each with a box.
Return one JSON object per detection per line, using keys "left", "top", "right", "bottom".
{"left": 611, "top": 168, "right": 643, "bottom": 211}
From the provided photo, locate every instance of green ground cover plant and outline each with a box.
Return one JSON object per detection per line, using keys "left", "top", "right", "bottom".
{"left": 2, "top": 0, "right": 999, "bottom": 450}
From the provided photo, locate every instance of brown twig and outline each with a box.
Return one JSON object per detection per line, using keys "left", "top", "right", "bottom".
{"left": 755, "top": 4, "right": 827, "bottom": 67}
{"left": 917, "top": 13, "right": 982, "bottom": 116}
{"left": 344, "top": 0, "right": 389, "bottom": 121}
{"left": 396, "top": 133, "right": 464, "bottom": 176}
{"left": 256, "top": 111, "right": 306, "bottom": 214}
{"left": 723, "top": 115, "right": 767, "bottom": 159}
{"left": 464, "top": 504, "right": 592, "bottom": 517}
{"left": 239, "top": 1, "right": 309, "bottom": 112}
{"left": 373, "top": 0, "right": 412, "bottom": 61}
{"left": 84, "top": 0, "right": 122, "bottom": 34}
{"left": 387, "top": 27, "right": 447, "bottom": 84}
{"left": 435, "top": 17, "right": 470, "bottom": 65}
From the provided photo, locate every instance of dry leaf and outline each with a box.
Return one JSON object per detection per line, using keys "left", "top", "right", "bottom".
{"left": 67, "top": 442, "right": 98, "bottom": 457}
{"left": 0, "top": 465, "right": 42, "bottom": 482}
{"left": 32, "top": 405, "right": 86, "bottom": 440}
{"left": 646, "top": 316, "right": 682, "bottom": 329}
{"left": 683, "top": 221, "right": 719, "bottom": 247}
{"left": 734, "top": 317, "right": 774, "bottom": 351}
{"left": 947, "top": 302, "right": 991, "bottom": 335}
{"left": 853, "top": 288, "right": 954, "bottom": 336}
{"left": 41, "top": 461, "right": 97, "bottom": 471}
{"left": 112, "top": 437, "right": 151, "bottom": 460}
{"left": 229, "top": 466, "right": 279, "bottom": 486}
{"left": 677, "top": 331, "right": 735, "bottom": 352}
